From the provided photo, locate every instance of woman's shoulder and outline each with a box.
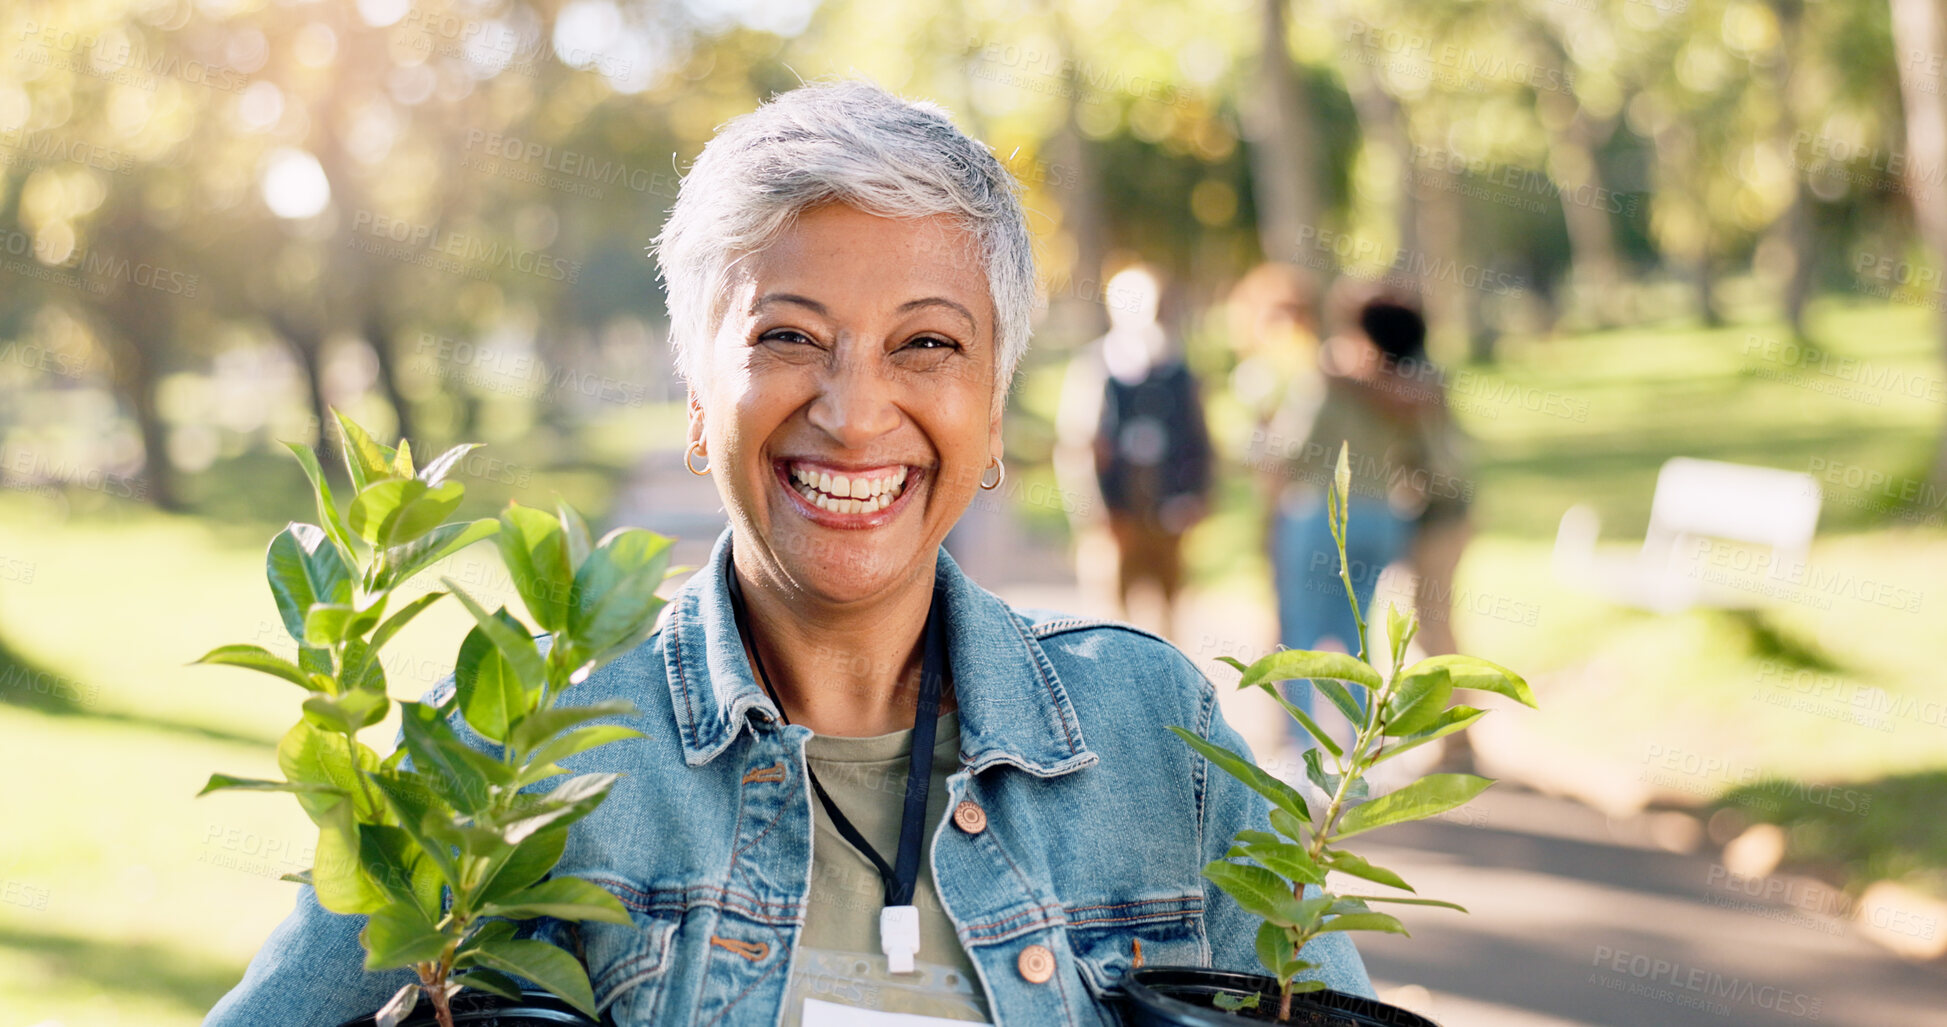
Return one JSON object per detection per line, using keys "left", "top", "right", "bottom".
{"left": 1009, "top": 607, "right": 1217, "bottom": 714}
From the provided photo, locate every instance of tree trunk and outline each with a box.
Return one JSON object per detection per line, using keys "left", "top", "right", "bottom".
{"left": 1542, "top": 98, "right": 1626, "bottom": 327}
{"left": 363, "top": 311, "right": 416, "bottom": 444}
{"left": 1889, "top": 0, "right": 1947, "bottom": 488}
{"left": 1242, "top": 0, "right": 1321, "bottom": 261}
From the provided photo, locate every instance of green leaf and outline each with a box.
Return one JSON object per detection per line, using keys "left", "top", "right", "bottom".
{"left": 1312, "top": 677, "right": 1366, "bottom": 726}
{"left": 368, "top": 771, "right": 461, "bottom": 889}
{"left": 456, "top": 938, "right": 598, "bottom": 1019}
{"left": 1268, "top": 807, "right": 1310, "bottom": 844}
{"left": 1237, "top": 649, "right": 1382, "bottom": 693}
{"left": 1337, "top": 774, "right": 1495, "bottom": 839}
{"left": 444, "top": 586, "right": 546, "bottom": 688}
{"left": 1213, "top": 991, "right": 1262, "bottom": 1012}
{"left": 1373, "top": 706, "right": 1488, "bottom": 766}
{"left": 557, "top": 500, "right": 593, "bottom": 576}
{"left": 301, "top": 691, "right": 390, "bottom": 735}
{"left": 418, "top": 443, "right": 482, "bottom": 487}
{"left": 457, "top": 968, "right": 524, "bottom": 1002}
{"left": 398, "top": 701, "right": 505, "bottom": 815}
{"left": 1382, "top": 667, "right": 1454, "bottom": 737}
{"left": 278, "top": 720, "right": 381, "bottom": 824}
{"left": 1216, "top": 655, "right": 1248, "bottom": 676}
{"left": 509, "top": 700, "right": 641, "bottom": 760}
{"left": 1248, "top": 682, "right": 1341, "bottom": 759}
{"left": 371, "top": 519, "right": 499, "bottom": 592}
{"left": 1167, "top": 727, "right": 1309, "bottom": 824}
{"left": 1317, "top": 912, "right": 1408, "bottom": 936}
{"left": 351, "top": 478, "right": 465, "bottom": 550}
{"left": 1403, "top": 654, "right": 1536, "bottom": 708}
{"left": 1201, "top": 860, "right": 1310, "bottom": 929}
{"left": 1346, "top": 895, "right": 1469, "bottom": 912}
{"left": 1332, "top": 442, "right": 1351, "bottom": 507}
{"left": 478, "top": 825, "right": 569, "bottom": 906}
{"left": 1321, "top": 850, "right": 1413, "bottom": 892}
{"left": 494, "top": 773, "right": 617, "bottom": 846}
{"left": 312, "top": 805, "right": 387, "bottom": 915}
{"left": 337, "top": 640, "right": 387, "bottom": 695}
{"left": 391, "top": 438, "right": 416, "bottom": 480}
{"left": 1254, "top": 921, "right": 1294, "bottom": 984}
{"left": 495, "top": 504, "right": 574, "bottom": 632}
{"left": 334, "top": 412, "right": 396, "bottom": 494}
{"left": 301, "top": 604, "right": 355, "bottom": 648}
{"left": 267, "top": 523, "right": 354, "bottom": 644}
{"left": 1230, "top": 839, "right": 1326, "bottom": 886}
{"left": 361, "top": 899, "right": 449, "bottom": 969}
{"left": 369, "top": 591, "right": 448, "bottom": 652}
{"left": 456, "top": 616, "right": 534, "bottom": 744}
{"left": 197, "top": 773, "right": 345, "bottom": 798}
{"left": 481, "top": 876, "right": 630, "bottom": 924}
{"left": 284, "top": 440, "right": 358, "bottom": 563}
{"left": 1385, "top": 602, "right": 1413, "bottom": 668}
{"left": 193, "top": 645, "right": 321, "bottom": 692}
{"left": 568, "top": 527, "right": 674, "bottom": 657}
{"left": 520, "top": 725, "right": 646, "bottom": 785}
{"left": 359, "top": 824, "right": 429, "bottom": 909}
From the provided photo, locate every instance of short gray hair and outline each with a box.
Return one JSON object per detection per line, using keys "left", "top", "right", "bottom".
{"left": 652, "top": 80, "right": 1036, "bottom": 391}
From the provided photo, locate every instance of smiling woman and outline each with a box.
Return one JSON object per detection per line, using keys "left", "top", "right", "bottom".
{"left": 205, "top": 80, "right": 1371, "bottom": 1027}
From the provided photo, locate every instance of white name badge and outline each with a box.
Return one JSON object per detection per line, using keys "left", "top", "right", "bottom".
{"left": 802, "top": 998, "right": 995, "bottom": 1027}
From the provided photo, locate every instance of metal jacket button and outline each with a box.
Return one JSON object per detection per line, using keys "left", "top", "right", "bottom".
{"left": 1018, "top": 944, "right": 1055, "bottom": 984}
{"left": 952, "top": 800, "right": 987, "bottom": 834}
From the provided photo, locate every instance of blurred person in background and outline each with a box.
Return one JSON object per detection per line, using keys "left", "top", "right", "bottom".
{"left": 1262, "top": 282, "right": 1470, "bottom": 756}
{"left": 1060, "top": 266, "right": 1213, "bottom": 638}
{"left": 1226, "top": 263, "right": 1325, "bottom": 448}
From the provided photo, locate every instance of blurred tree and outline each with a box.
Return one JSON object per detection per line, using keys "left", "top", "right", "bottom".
{"left": 1889, "top": 0, "right": 1947, "bottom": 488}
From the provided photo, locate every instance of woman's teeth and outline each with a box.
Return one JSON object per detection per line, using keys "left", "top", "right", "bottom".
{"left": 788, "top": 465, "right": 910, "bottom": 515}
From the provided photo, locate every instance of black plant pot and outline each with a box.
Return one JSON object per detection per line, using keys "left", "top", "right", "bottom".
{"left": 335, "top": 989, "right": 601, "bottom": 1027}
{"left": 1122, "top": 967, "right": 1440, "bottom": 1027}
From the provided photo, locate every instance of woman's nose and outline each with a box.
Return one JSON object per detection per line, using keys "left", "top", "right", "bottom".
{"left": 805, "top": 352, "right": 901, "bottom": 449}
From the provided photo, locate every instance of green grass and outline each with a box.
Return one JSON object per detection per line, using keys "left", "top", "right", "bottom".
{"left": 3, "top": 297, "right": 1945, "bottom": 1022}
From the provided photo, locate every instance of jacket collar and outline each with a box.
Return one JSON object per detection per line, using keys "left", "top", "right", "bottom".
{"left": 662, "top": 529, "right": 1095, "bottom": 778}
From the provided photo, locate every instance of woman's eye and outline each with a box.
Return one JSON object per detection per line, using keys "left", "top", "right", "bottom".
{"left": 760, "top": 329, "right": 814, "bottom": 346}
{"left": 904, "top": 335, "right": 958, "bottom": 352}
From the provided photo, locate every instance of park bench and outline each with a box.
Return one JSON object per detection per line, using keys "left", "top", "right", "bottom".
{"left": 1552, "top": 457, "right": 1823, "bottom": 613}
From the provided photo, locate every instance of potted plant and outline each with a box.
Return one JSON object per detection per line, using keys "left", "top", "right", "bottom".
{"left": 1125, "top": 444, "right": 1537, "bottom": 1026}
{"left": 197, "top": 413, "right": 675, "bottom": 1027}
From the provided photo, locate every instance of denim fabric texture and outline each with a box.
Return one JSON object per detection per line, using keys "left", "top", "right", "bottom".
{"left": 206, "top": 529, "right": 1372, "bottom": 1026}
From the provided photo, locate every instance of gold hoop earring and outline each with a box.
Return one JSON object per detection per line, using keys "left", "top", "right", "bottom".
{"left": 979, "top": 457, "right": 1004, "bottom": 491}
{"left": 685, "top": 441, "right": 710, "bottom": 476}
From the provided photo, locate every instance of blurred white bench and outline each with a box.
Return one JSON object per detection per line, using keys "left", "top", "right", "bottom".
{"left": 1552, "top": 457, "right": 1822, "bottom": 613}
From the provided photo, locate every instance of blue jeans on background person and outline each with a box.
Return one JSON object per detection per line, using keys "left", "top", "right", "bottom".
{"left": 1273, "top": 492, "right": 1414, "bottom": 752}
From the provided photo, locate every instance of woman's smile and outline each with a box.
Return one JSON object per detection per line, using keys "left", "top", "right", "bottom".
{"left": 774, "top": 457, "right": 923, "bottom": 527}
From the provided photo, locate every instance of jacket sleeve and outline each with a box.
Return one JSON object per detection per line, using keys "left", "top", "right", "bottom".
{"left": 1192, "top": 672, "right": 1375, "bottom": 1000}
{"left": 203, "top": 883, "right": 417, "bottom": 1026}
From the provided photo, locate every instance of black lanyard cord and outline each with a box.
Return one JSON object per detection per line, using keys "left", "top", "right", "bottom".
{"left": 726, "top": 556, "right": 947, "bottom": 909}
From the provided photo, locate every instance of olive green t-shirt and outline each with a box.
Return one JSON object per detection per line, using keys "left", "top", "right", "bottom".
{"left": 779, "top": 712, "right": 992, "bottom": 1025}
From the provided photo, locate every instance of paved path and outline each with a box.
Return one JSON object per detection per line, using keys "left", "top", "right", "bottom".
{"left": 614, "top": 457, "right": 1946, "bottom": 1025}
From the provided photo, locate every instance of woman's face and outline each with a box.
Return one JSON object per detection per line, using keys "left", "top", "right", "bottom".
{"left": 690, "top": 204, "right": 1003, "bottom": 607}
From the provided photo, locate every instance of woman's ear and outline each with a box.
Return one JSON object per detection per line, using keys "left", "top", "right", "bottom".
{"left": 687, "top": 388, "right": 705, "bottom": 448}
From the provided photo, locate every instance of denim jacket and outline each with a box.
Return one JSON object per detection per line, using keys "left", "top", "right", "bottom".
{"left": 207, "top": 531, "right": 1371, "bottom": 1026}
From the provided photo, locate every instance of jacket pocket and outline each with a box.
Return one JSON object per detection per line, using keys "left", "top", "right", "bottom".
{"left": 578, "top": 891, "right": 681, "bottom": 1021}
{"left": 1068, "top": 905, "right": 1206, "bottom": 1006}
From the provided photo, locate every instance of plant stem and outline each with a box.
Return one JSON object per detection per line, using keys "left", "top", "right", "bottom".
{"left": 417, "top": 960, "right": 456, "bottom": 1027}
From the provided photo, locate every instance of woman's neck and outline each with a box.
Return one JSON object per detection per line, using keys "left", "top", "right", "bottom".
{"left": 732, "top": 558, "right": 948, "bottom": 737}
